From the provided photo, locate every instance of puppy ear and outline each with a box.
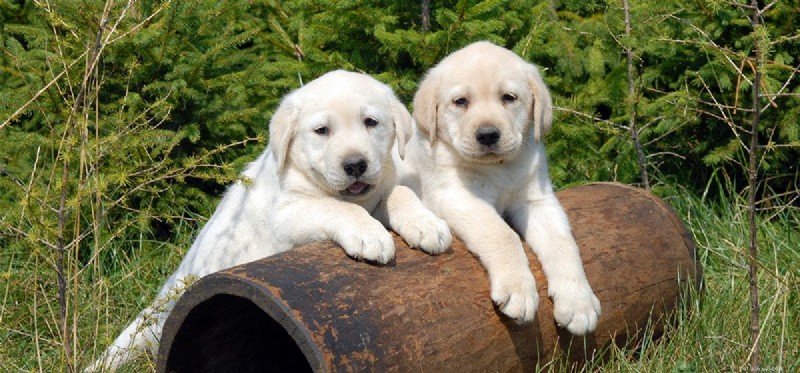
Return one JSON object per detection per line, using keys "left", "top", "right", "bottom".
{"left": 269, "top": 93, "right": 299, "bottom": 171}
{"left": 412, "top": 71, "right": 440, "bottom": 145}
{"left": 389, "top": 96, "right": 413, "bottom": 160}
{"left": 526, "top": 63, "right": 553, "bottom": 143}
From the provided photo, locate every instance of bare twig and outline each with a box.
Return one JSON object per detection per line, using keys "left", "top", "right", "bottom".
{"left": 54, "top": 1, "right": 115, "bottom": 370}
{"left": 0, "top": 1, "right": 165, "bottom": 130}
{"left": 695, "top": 73, "right": 749, "bottom": 150}
{"left": 554, "top": 106, "right": 626, "bottom": 130}
{"left": 761, "top": 62, "right": 800, "bottom": 115}
{"left": 734, "top": 58, "right": 746, "bottom": 114}
{"left": 0, "top": 51, "right": 88, "bottom": 129}
{"left": 662, "top": 15, "right": 754, "bottom": 87}
{"left": 621, "top": 0, "right": 649, "bottom": 189}
{"left": 646, "top": 151, "right": 686, "bottom": 160}
{"left": 746, "top": 0, "right": 762, "bottom": 369}
{"left": 421, "top": 0, "right": 431, "bottom": 32}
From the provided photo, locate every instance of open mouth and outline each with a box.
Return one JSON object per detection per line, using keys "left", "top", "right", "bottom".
{"left": 341, "top": 181, "right": 372, "bottom": 197}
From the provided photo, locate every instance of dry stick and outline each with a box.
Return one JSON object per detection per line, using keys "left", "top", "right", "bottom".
{"left": 696, "top": 74, "right": 748, "bottom": 149}
{"left": 744, "top": 58, "right": 780, "bottom": 110}
{"left": 55, "top": 5, "right": 111, "bottom": 372}
{"left": 734, "top": 58, "right": 746, "bottom": 114}
{"left": 294, "top": 44, "right": 305, "bottom": 86}
{"left": 0, "top": 1, "right": 157, "bottom": 130}
{"left": 421, "top": 0, "right": 431, "bottom": 32}
{"left": 554, "top": 106, "right": 626, "bottom": 130}
{"left": 70, "top": 41, "right": 103, "bottom": 367}
{"left": 762, "top": 62, "right": 800, "bottom": 116}
{"left": 622, "top": 0, "right": 649, "bottom": 189}
{"left": 779, "top": 278, "right": 787, "bottom": 370}
{"left": 0, "top": 51, "right": 87, "bottom": 129}
{"left": 34, "top": 257, "right": 44, "bottom": 373}
{"left": 663, "top": 14, "right": 753, "bottom": 87}
{"left": 746, "top": 0, "right": 762, "bottom": 369}
{"left": 56, "top": 122, "right": 72, "bottom": 372}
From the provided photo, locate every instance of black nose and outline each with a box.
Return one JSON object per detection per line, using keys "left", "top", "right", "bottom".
{"left": 342, "top": 156, "right": 368, "bottom": 177}
{"left": 475, "top": 126, "right": 501, "bottom": 146}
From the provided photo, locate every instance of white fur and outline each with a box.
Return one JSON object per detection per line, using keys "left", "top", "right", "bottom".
{"left": 87, "top": 70, "right": 451, "bottom": 371}
{"left": 400, "top": 42, "right": 601, "bottom": 335}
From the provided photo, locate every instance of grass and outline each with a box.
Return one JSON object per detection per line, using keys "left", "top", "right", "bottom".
{"left": 1, "top": 181, "right": 797, "bottom": 372}
{"left": 3, "top": 1, "right": 796, "bottom": 371}
{"left": 589, "top": 183, "right": 798, "bottom": 372}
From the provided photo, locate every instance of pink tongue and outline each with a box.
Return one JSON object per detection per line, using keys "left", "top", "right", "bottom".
{"left": 348, "top": 182, "right": 368, "bottom": 194}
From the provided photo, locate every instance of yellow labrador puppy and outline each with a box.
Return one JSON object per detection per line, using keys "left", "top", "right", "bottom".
{"left": 401, "top": 42, "right": 601, "bottom": 335}
{"left": 88, "top": 70, "right": 451, "bottom": 371}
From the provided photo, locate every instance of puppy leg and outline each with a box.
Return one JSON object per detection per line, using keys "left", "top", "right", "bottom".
{"left": 275, "top": 198, "right": 396, "bottom": 264}
{"left": 431, "top": 191, "right": 538, "bottom": 323}
{"left": 375, "top": 185, "right": 452, "bottom": 255}
{"left": 509, "top": 195, "right": 601, "bottom": 335}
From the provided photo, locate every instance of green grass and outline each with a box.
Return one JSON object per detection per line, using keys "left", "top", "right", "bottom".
{"left": 1, "top": 183, "right": 797, "bottom": 372}
{"left": 586, "top": 183, "right": 798, "bottom": 372}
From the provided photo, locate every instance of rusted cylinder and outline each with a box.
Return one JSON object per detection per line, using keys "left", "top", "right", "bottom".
{"left": 156, "top": 182, "right": 701, "bottom": 372}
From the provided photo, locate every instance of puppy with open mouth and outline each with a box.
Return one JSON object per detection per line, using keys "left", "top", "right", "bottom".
{"left": 87, "top": 70, "right": 452, "bottom": 371}
{"left": 401, "top": 41, "right": 601, "bottom": 335}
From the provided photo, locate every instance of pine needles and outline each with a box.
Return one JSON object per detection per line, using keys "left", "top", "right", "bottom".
{"left": 1, "top": 1, "right": 798, "bottom": 371}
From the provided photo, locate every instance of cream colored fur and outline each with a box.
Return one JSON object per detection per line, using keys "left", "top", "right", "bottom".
{"left": 87, "top": 70, "right": 451, "bottom": 371}
{"left": 400, "top": 42, "right": 601, "bottom": 334}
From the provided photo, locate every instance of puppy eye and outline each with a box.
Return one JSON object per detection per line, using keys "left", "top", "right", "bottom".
{"left": 453, "top": 97, "right": 469, "bottom": 108}
{"left": 314, "top": 126, "right": 330, "bottom": 135}
{"left": 364, "top": 117, "right": 379, "bottom": 128}
{"left": 502, "top": 93, "right": 518, "bottom": 104}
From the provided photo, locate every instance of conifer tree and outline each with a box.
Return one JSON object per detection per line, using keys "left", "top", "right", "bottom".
{"left": 1, "top": 1, "right": 797, "bottom": 370}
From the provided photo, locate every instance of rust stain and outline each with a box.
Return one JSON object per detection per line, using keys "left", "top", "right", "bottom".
{"left": 158, "top": 183, "right": 700, "bottom": 372}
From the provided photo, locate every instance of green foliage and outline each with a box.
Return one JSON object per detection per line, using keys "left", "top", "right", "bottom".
{"left": 500, "top": 0, "right": 800, "bottom": 196}
{"left": 1, "top": 0, "right": 798, "bottom": 371}
{"left": 1, "top": 1, "right": 271, "bottom": 264}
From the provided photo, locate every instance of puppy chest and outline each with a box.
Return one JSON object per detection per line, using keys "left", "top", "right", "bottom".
{"left": 458, "top": 168, "right": 529, "bottom": 208}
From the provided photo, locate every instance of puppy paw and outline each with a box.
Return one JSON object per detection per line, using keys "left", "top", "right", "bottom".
{"left": 338, "top": 220, "right": 395, "bottom": 264}
{"left": 490, "top": 270, "right": 539, "bottom": 323}
{"left": 393, "top": 210, "right": 452, "bottom": 255}
{"left": 550, "top": 281, "right": 601, "bottom": 335}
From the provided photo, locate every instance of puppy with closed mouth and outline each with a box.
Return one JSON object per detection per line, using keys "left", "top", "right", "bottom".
{"left": 401, "top": 41, "right": 601, "bottom": 335}
{"left": 87, "top": 70, "right": 452, "bottom": 371}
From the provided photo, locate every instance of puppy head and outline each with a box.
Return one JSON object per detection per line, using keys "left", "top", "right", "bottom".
{"left": 413, "top": 41, "right": 553, "bottom": 163}
{"left": 269, "top": 70, "right": 412, "bottom": 200}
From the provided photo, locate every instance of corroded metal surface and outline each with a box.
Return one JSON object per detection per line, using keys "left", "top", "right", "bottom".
{"left": 157, "top": 182, "right": 701, "bottom": 372}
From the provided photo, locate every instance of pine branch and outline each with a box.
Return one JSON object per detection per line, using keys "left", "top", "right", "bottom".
{"left": 0, "top": 50, "right": 89, "bottom": 129}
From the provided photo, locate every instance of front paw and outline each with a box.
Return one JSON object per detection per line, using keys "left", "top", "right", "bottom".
{"left": 550, "top": 281, "right": 602, "bottom": 335}
{"left": 337, "top": 219, "right": 395, "bottom": 264}
{"left": 490, "top": 270, "right": 539, "bottom": 323}
{"left": 393, "top": 210, "right": 452, "bottom": 255}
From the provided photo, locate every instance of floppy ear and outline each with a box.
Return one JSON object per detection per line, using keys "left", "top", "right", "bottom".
{"left": 526, "top": 63, "right": 553, "bottom": 143}
{"left": 389, "top": 96, "right": 413, "bottom": 160}
{"left": 412, "top": 70, "right": 441, "bottom": 145}
{"left": 269, "top": 93, "right": 300, "bottom": 171}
